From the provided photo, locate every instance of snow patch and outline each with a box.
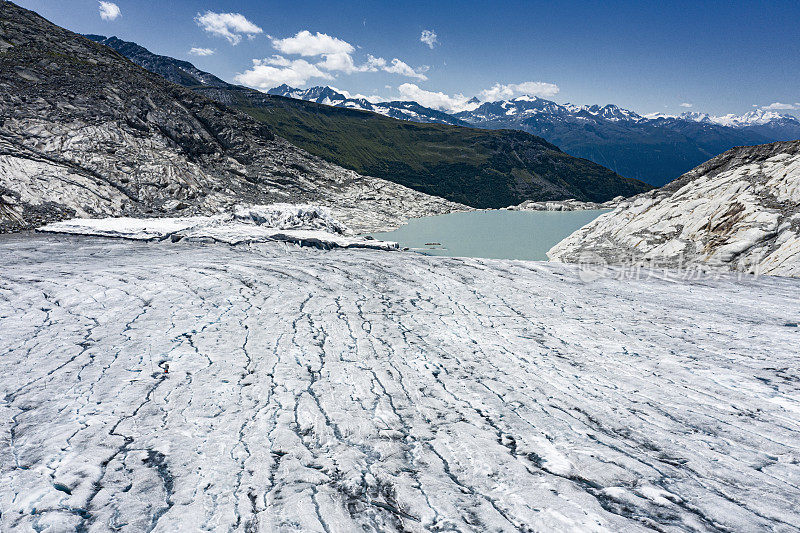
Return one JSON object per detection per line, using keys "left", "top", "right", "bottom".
{"left": 38, "top": 205, "right": 399, "bottom": 251}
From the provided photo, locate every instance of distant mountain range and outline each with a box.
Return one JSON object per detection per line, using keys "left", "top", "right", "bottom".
{"left": 676, "top": 109, "right": 800, "bottom": 141}
{"left": 267, "top": 84, "right": 468, "bottom": 126}
{"left": 84, "top": 33, "right": 799, "bottom": 187}
{"left": 81, "top": 34, "right": 650, "bottom": 208}
{"left": 452, "top": 98, "right": 791, "bottom": 186}
{"left": 269, "top": 86, "right": 800, "bottom": 187}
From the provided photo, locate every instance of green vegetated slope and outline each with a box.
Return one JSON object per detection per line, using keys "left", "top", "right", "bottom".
{"left": 210, "top": 87, "right": 652, "bottom": 208}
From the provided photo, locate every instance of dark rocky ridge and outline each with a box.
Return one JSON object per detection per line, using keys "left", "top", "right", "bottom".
{"left": 0, "top": 1, "right": 462, "bottom": 232}
{"left": 84, "top": 35, "right": 231, "bottom": 89}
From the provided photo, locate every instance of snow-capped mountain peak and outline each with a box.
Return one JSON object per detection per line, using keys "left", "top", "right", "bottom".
{"left": 510, "top": 95, "right": 543, "bottom": 103}
{"left": 712, "top": 109, "right": 799, "bottom": 128}
{"left": 458, "top": 97, "right": 644, "bottom": 124}
{"left": 679, "top": 108, "right": 800, "bottom": 129}
{"left": 580, "top": 104, "right": 643, "bottom": 122}
{"left": 677, "top": 111, "right": 714, "bottom": 124}
{"left": 269, "top": 84, "right": 351, "bottom": 106}
{"left": 266, "top": 85, "right": 468, "bottom": 126}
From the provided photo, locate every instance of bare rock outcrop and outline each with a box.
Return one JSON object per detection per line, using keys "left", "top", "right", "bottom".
{"left": 548, "top": 141, "right": 800, "bottom": 277}
{"left": 0, "top": 1, "right": 464, "bottom": 234}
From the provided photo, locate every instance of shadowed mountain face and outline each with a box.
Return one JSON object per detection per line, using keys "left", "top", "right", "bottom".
{"left": 0, "top": 2, "right": 463, "bottom": 233}
{"left": 453, "top": 98, "right": 781, "bottom": 186}
{"left": 83, "top": 34, "right": 652, "bottom": 208}
{"left": 258, "top": 86, "right": 800, "bottom": 188}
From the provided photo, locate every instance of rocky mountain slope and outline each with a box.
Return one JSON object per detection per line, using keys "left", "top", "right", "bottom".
{"left": 85, "top": 35, "right": 231, "bottom": 89}
{"left": 82, "top": 34, "right": 651, "bottom": 208}
{"left": 214, "top": 96, "right": 653, "bottom": 208}
{"left": 548, "top": 140, "right": 800, "bottom": 277}
{"left": 0, "top": 2, "right": 464, "bottom": 233}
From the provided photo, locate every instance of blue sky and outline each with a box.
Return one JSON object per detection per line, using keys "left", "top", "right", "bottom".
{"left": 15, "top": 0, "right": 800, "bottom": 117}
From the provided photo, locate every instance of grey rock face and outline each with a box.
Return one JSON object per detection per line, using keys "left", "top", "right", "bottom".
{"left": 0, "top": 2, "right": 464, "bottom": 233}
{"left": 509, "top": 196, "right": 623, "bottom": 211}
{"left": 548, "top": 141, "right": 800, "bottom": 277}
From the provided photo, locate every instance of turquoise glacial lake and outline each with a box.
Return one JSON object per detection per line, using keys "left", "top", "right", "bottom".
{"left": 370, "top": 209, "right": 610, "bottom": 261}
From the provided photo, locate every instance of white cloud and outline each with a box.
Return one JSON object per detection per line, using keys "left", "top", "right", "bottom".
{"left": 316, "top": 52, "right": 360, "bottom": 74}
{"left": 98, "top": 1, "right": 121, "bottom": 21}
{"left": 397, "top": 83, "right": 473, "bottom": 111}
{"left": 356, "top": 55, "right": 426, "bottom": 79}
{"left": 272, "top": 31, "right": 354, "bottom": 56}
{"left": 680, "top": 102, "right": 693, "bottom": 108}
{"left": 272, "top": 30, "right": 363, "bottom": 74}
{"left": 383, "top": 59, "right": 428, "bottom": 80}
{"left": 195, "top": 12, "right": 263, "bottom": 45}
{"left": 236, "top": 29, "right": 431, "bottom": 90}
{"left": 761, "top": 102, "right": 798, "bottom": 110}
{"left": 189, "top": 47, "right": 215, "bottom": 57}
{"left": 270, "top": 32, "right": 426, "bottom": 79}
{"left": 270, "top": 32, "right": 364, "bottom": 75}
{"left": 479, "top": 81, "right": 560, "bottom": 101}
{"left": 234, "top": 56, "right": 333, "bottom": 88}
{"left": 394, "top": 81, "right": 561, "bottom": 112}
{"left": 363, "top": 54, "right": 387, "bottom": 71}
{"left": 420, "top": 30, "right": 438, "bottom": 49}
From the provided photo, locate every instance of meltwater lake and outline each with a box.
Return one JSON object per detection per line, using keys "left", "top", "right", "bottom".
{"left": 371, "top": 209, "right": 610, "bottom": 261}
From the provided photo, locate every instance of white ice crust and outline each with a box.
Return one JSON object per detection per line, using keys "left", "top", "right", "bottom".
{"left": 2, "top": 235, "right": 800, "bottom": 531}
{"left": 37, "top": 204, "right": 399, "bottom": 251}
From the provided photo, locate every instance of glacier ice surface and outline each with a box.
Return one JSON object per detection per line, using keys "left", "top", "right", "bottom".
{"left": 1, "top": 234, "right": 799, "bottom": 532}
